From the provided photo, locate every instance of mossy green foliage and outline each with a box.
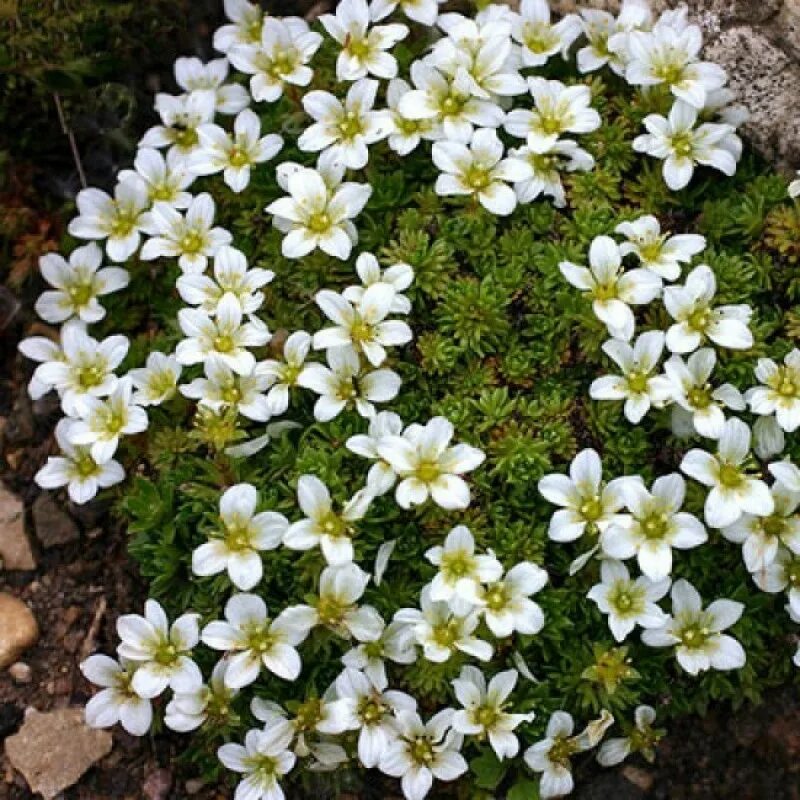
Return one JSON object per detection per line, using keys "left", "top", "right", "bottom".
{"left": 83, "top": 25, "right": 800, "bottom": 796}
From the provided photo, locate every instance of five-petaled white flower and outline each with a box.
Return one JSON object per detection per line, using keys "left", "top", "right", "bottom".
{"left": 314, "top": 285, "right": 412, "bottom": 367}
{"left": 601, "top": 473, "right": 707, "bottom": 580}
{"left": 346, "top": 411, "right": 405, "bottom": 495}
{"left": 141, "top": 193, "right": 233, "bottom": 273}
{"left": 451, "top": 667, "right": 533, "bottom": 760}
{"left": 180, "top": 358, "right": 272, "bottom": 421}
{"left": 385, "top": 77, "right": 437, "bottom": 155}
{"left": 140, "top": 91, "right": 216, "bottom": 165}
{"left": 587, "top": 559, "right": 669, "bottom": 641}
{"left": 596, "top": 705, "right": 661, "bottom": 767}
{"left": 35, "top": 243, "right": 129, "bottom": 324}
{"left": 217, "top": 728, "right": 296, "bottom": 800}
{"left": 432, "top": 128, "right": 531, "bottom": 216}
{"left": 202, "top": 593, "right": 311, "bottom": 687}
{"left": 320, "top": 0, "right": 409, "bottom": 82}
{"left": 68, "top": 180, "right": 149, "bottom": 262}
{"left": 257, "top": 331, "right": 313, "bottom": 417}
{"left": 615, "top": 214, "right": 705, "bottom": 281}
{"left": 213, "top": 0, "right": 266, "bottom": 54}
{"left": 746, "top": 349, "right": 800, "bottom": 433}
{"left": 633, "top": 101, "right": 738, "bottom": 190}
{"left": 510, "top": 138, "right": 594, "bottom": 207}
{"left": 590, "top": 331, "right": 672, "bottom": 424}
{"left": 192, "top": 109, "right": 283, "bottom": 193}
{"left": 538, "top": 448, "right": 633, "bottom": 542}
{"left": 119, "top": 147, "right": 195, "bottom": 210}
{"left": 424, "top": 525, "right": 503, "bottom": 603}
{"left": 341, "top": 617, "right": 417, "bottom": 688}
{"left": 173, "top": 56, "right": 250, "bottom": 115}
{"left": 35, "top": 419, "right": 125, "bottom": 504}
{"left": 681, "top": 418, "right": 774, "bottom": 528}
{"left": 377, "top": 416, "right": 485, "bottom": 510}
{"left": 116, "top": 599, "right": 202, "bottom": 699}
{"left": 283, "top": 475, "right": 373, "bottom": 565}
{"left": 344, "top": 252, "right": 414, "bottom": 315}
{"left": 81, "top": 654, "right": 153, "bottom": 737}
{"left": 297, "top": 345, "right": 401, "bottom": 421}
{"left": 663, "top": 265, "right": 753, "bottom": 353}
{"left": 228, "top": 16, "right": 322, "bottom": 103}
{"left": 510, "top": 0, "right": 582, "bottom": 68}
{"left": 560, "top": 235, "right": 662, "bottom": 341}
{"left": 192, "top": 483, "right": 288, "bottom": 590}
{"left": 129, "top": 352, "right": 182, "bottom": 407}
{"left": 505, "top": 77, "right": 601, "bottom": 153}
{"left": 266, "top": 166, "right": 372, "bottom": 260}
{"left": 379, "top": 709, "right": 467, "bottom": 800}
{"left": 642, "top": 579, "right": 746, "bottom": 675}
{"left": 165, "top": 660, "right": 239, "bottom": 732}
{"left": 176, "top": 294, "right": 271, "bottom": 375}
{"left": 665, "top": 348, "right": 746, "bottom": 439}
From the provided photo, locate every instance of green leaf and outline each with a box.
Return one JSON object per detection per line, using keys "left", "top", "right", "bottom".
{"left": 508, "top": 779, "right": 541, "bottom": 800}
{"left": 470, "top": 750, "right": 508, "bottom": 790}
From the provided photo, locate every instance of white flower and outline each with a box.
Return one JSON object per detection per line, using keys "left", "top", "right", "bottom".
{"left": 510, "top": 0, "right": 582, "bottom": 68}
{"left": 18, "top": 332, "right": 65, "bottom": 401}
{"left": 297, "top": 345, "right": 402, "bottom": 421}
{"left": 432, "top": 128, "right": 531, "bottom": 216}
{"left": 192, "top": 483, "right": 288, "bottom": 590}
{"left": 559, "top": 235, "right": 662, "bottom": 341}
{"left": 256, "top": 331, "right": 313, "bottom": 416}
{"left": 770, "top": 460, "right": 800, "bottom": 493}
{"left": 451, "top": 667, "right": 533, "bottom": 760}
{"left": 213, "top": 0, "right": 266, "bottom": 53}
{"left": 746, "top": 349, "right": 800, "bottom": 433}
{"left": 615, "top": 214, "right": 705, "bottom": 281}
{"left": 394, "top": 586, "right": 492, "bottom": 663}
{"left": 377, "top": 416, "right": 485, "bottom": 510}
{"left": 370, "top": 0, "right": 443, "bottom": 27}
{"left": 228, "top": 17, "right": 322, "bottom": 103}
{"left": 332, "top": 667, "right": 416, "bottom": 768}
{"left": 722, "top": 482, "right": 800, "bottom": 572}
{"left": 681, "top": 418, "right": 774, "bottom": 528}
{"left": 398, "top": 61, "right": 505, "bottom": 144}
{"left": 341, "top": 618, "right": 417, "bottom": 687}
{"left": 524, "top": 711, "right": 614, "bottom": 799}
{"left": 663, "top": 264, "right": 753, "bottom": 353}
{"left": 576, "top": 1, "right": 652, "bottom": 76}
{"left": 626, "top": 25, "right": 726, "bottom": 109}
{"left": 33, "top": 323, "right": 128, "bottom": 416}
{"left": 590, "top": 331, "right": 672, "bottom": 424}
{"left": 385, "top": 78, "right": 437, "bottom": 155}
{"left": 343, "top": 252, "right": 414, "bottom": 315}
{"left": 140, "top": 91, "right": 216, "bottom": 165}
{"left": 176, "top": 294, "right": 271, "bottom": 376}
{"left": 642, "top": 579, "right": 746, "bottom": 675}
{"left": 587, "top": 559, "right": 669, "bottom": 641}
{"left": 510, "top": 139, "right": 594, "bottom": 207}
{"left": 425, "top": 525, "right": 502, "bottom": 603}
{"left": 462, "top": 562, "right": 548, "bottom": 638}
{"left": 379, "top": 709, "right": 467, "bottom": 800}
{"left": 116, "top": 599, "right": 201, "bottom": 699}
{"left": 68, "top": 180, "right": 149, "bottom": 262}
{"left": 218, "top": 728, "right": 296, "bottom": 800}
{"left": 192, "top": 109, "right": 283, "bottom": 193}
{"left": 266, "top": 166, "right": 372, "bottom": 260}
{"left": 538, "top": 448, "right": 632, "bottom": 542}
{"left": 790, "top": 171, "right": 800, "bottom": 199}
{"left": 81, "top": 654, "right": 153, "bottom": 737}
{"left": 601, "top": 474, "right": 707, "bottom": 580}
{"left": 202, "top": 594, "right": 310, "bottom": 687}
{"left": 346, "top": 410, "right": 405, "bottom": 495}
{"left": 119, "top": 147, "right": 195, "bottom": 209}
{"left": 173, "top": 56, "right": 250, "bottom": 115}
{"left": 129, "top": 352, "right": 182, "bottom": 407}
{"left": 314, "top": 285, "right": 412, "bottom": 367}
{"left": 69, "top": 377, "right": 148, "bottom": 464}
{"left": 633, "top": 101, "right": 737, "bottom": 190}
{"left": 299, "top": 79, "right": 392, "bottom": 170}
{"left": 140, "top": 193, "right": 232, "bottom": 273}
{"left": 320, "top": 0, "right": 409, "bottom": 81}
{"left": 176, "top": 245, "right": 273, "bottom": 316}
{"left": 596, "top": 705, "right": 660, "bottom": 767}
{"left": 283, "top": 475, "right": 373, "bottom": 565}
{"left": 180, "top": 358, "right": 271, "bottom": 421}
{"left": 505, "top": 77, "right": 601, "bottom": 153}
{"left": 165, "top": 660, "right": 238, "bottom": 732}
{"left": 751, "top": 548, "right": 800, "bottom": 617}
{"left": 35, "top": 419, "right": 125, "bottom": 504}
{"left": 664, "top": 349, "right": 746, "bottom": 439}
{"left": 290, "top": 562, "right": 383, "bottom": 641}
{"left": 35, "top": 243, "right": 129, "bottom": 324}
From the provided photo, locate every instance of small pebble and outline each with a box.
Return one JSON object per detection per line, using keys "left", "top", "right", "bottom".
{"left": 8, "top": 662, "right": 32, "bottom": 685}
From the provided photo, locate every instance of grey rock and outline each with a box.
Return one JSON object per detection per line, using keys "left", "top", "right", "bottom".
{"left": 32, "top": 492, "right": 79, "bottom": 549}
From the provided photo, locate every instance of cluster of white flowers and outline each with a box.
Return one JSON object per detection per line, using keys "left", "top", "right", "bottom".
{"left": 19, "top": 0, "right": 800, "bottom": 798}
